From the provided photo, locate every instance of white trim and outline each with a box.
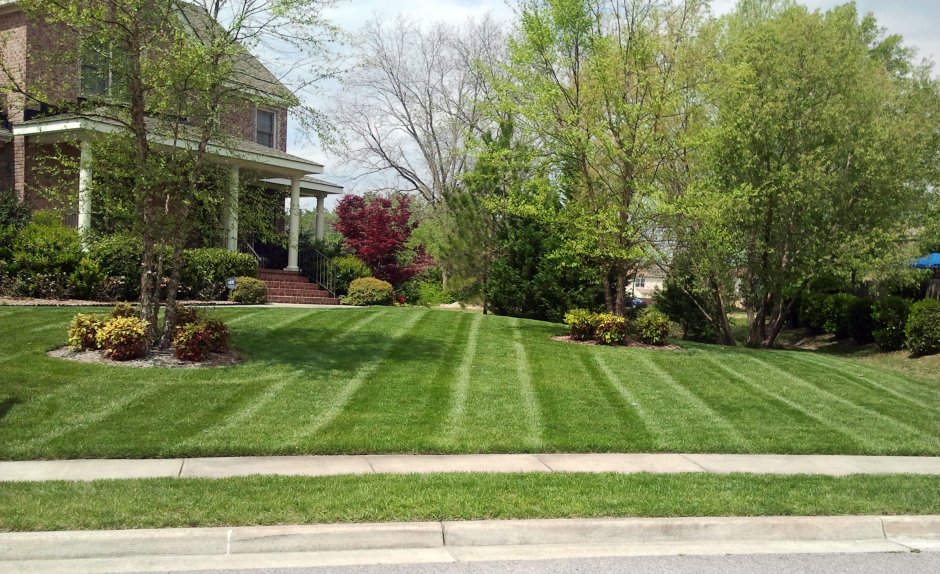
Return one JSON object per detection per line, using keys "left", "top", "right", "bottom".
{"left": 12, "top": 117, "right": 324, "bottom": 175}
{"left": 261, "top": 177, "right": 343, "bottom": 196}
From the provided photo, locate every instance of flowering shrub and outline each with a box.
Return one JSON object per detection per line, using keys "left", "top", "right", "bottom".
{"left": 594, "top": 313, "right": 627, "bottom": 345}
{"left": 564, "top": 309, "right": 600, "bottom": 341}
{"left": 109, "top": 302, "right": 138, "bottom": 319}
{"left": 67, "top": 314, "right": 105, "bottom": 351}
{"left": 636, "top": 308, "right": 671, "bottom": 346}
{"left": 96, "top": 316, "right": 149, "bottom": 361}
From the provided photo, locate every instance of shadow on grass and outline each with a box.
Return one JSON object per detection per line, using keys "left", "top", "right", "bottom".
{"left": 0, "top": 397, "right": 21, "bottom": 423}
{"left": 233, "top": 325, "right": 448, "bottom": 376}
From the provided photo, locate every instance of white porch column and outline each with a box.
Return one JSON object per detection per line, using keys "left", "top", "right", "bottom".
{"left": 222, "top": 165, "right": 239, "bottom": 251}
{"left": 315, "top": 193, "right": 325, "bottom": 241}
{"left": 285, "top": 175, "right": 301, "bottom": 271}
{"left": 77, "top": 139, "right": 93, "bottom": 250}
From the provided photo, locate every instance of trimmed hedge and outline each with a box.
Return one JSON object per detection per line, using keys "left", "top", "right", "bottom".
{"left": 343, "top": 277, "right": 394, "bottom": 306}
{"left": 872, "top": 296, "right": 911, "bottom": 351}
{"left": 230, "top": 276, "right": 267, "bottom": 304}
{"left": 181, "top": 248, "right": 258, "bottom": 300}
{"left": 333, "top": 255, "right": 371, "bottom": 295}
{"left": 822, "top": 293, "right": 859, "bottom": 340}
{"left": 905, "top": 299, "right": 940, "bottom": 356}
{"left": 847, "top": 297, "right": 875, "bottom": 344}
{"left": 798, "top": 292, "right": 827, "bottom": 333}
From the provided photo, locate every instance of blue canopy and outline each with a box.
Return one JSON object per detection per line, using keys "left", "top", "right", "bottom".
{"left": 913, "top": 253, "right": 940, "bottom": 269}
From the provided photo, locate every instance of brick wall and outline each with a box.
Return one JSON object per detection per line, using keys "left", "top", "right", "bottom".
{"left": 220, "top": 97, "right": 288, "bottom": 152}
{"left": 25, "top": 17, "right": 79, "bottom": 105}
{"left": 0, "top": 9, "right": 28, "bottom": 122}
{"left": 0, "top": 141, "right": 12, "bottom": 191}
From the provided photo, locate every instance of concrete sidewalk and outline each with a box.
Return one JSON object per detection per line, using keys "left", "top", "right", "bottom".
{"left": 2, "top": 515, "right": 938, "bottom": 573}
{"left": 2, "top": 453, "right": 940, "bottom": 482}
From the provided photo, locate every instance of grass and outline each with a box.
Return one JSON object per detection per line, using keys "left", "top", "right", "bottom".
{"left": 0, "top": 473, "right": 937, "bottom": 532}
{"left": 0, "top": 305, "right": 937, "bottom": 459}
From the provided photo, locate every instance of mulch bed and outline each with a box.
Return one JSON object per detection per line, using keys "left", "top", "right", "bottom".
{"left": 551, "top": 335, "right": 682, "bottom": 351}
{"left": 48, "top": 346, "right": 241, "bottom": 369}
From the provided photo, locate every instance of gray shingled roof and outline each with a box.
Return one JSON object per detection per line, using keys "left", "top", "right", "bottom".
{"left": 176, "top": 2, "right": 297, "bottom": 105}
{"left": 303, "top": 176, "right": 343, "bottom": 190}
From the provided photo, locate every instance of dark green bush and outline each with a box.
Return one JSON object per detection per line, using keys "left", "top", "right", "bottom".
{"left": 68, "top": 257, "right": 105, "bottom": 300}
{"left": 654, "top": 274, "right": 717, "bottom": 342}
{"left": 88, "top": 233, "right": 143, "bottom": 300}
{"left": 564, "top": 309, "right": 600, "bottom": 341}
{"left": 181, "top": 248, "right": 258, "bottom": 300}
{"left": 230, "top": 276, "right": 267, "bottom": 304}
{"left": 10, "top": 212, "right": 83, "bottom": 298}
{"left": 595, "top": 313, "right": 627, "bottom": 345}
{"left": 905, "top": 299, "right": 940, "bottom": 356}
{"left": 847, "top": 297, "right": 875, "bottom": 344}
{"left": 96, "top": 316, "right": 149, "bottom": 361}
{"left": 343, "top": 277, "right": 395, "bottom": 306}
{"left": 636, "top": 308, "right": 670, "bottom": 346}
{"left": 798, "top": 292, "right": 828, "bottom": 333}
{"left": 67, "top": 314, "right": 105, "bottom": 351}
{"left": 822, "top": 293, "right": 859, "bottom": 339}
{"left": 333, "top": 255, "right": 371, "bottom": 295}
{"left": 872, "top": 296, "right": 911, "bottom": 351}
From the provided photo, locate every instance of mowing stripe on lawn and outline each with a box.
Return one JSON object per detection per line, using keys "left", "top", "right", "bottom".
{"left": 511, "top": 319, "right": 543, "bottom": 448}
{"left": 790, "top": 353, "right": 938, "bottom": 409}
{"left": 224, "top": 310, "right": 263, "bottom": 325}
{"left": 784, "top": 352, "right": 939, "bottom": 417}
{"left": 634, "top": 353, "right": 748, "bottom": 448}
{"left": 443, "top": 313, "right": 484, "bottom": 442}
{"left": 292, "top": 309, "right": 431, "bottom": 442}
{"left": 702, "top": 356, "right": 871, "bottom": 450}
{"left": 259, "top": 309, "right": 320, "bottom": 333}
{"left": 16, "top": 382, "right": 168, "bottom": 452}
{"left": 592, "top": 354, "right": 661, "bottom": 443}
{"left": 744, "top": 355, "right": 933, "bottom": 443}
{"left": 187, "top": 312, "right": 392, "bottom": 445}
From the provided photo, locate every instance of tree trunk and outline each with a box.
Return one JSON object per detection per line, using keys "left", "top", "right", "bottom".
{"left": 159, "top": 241, "right": 186, "bottom": 349}
{"left": 139, "top": 230, "right": 159, "bottom": 344}
{"left": 614, "top": 268, "right": 626, "bottom": 317}
{"left": 708, "top": 276, "right": 736, "bottom": 347}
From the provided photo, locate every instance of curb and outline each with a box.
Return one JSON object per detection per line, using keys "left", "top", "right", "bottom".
{"left": 1, "top": 516, "right": 938, "bottom": 562}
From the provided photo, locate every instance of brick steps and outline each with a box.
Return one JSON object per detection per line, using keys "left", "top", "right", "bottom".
{"left": 259, "top": 270, "right": 341, "bottom": 306}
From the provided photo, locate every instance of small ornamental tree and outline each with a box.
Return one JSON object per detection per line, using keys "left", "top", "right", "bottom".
{"left": 334, "top": 194, "right": 422, "bottom": 286}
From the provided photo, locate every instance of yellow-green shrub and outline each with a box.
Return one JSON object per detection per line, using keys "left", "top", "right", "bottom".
{"left": 343, "top": 277, "right": 394, "bottom": 306}
{"left": 636, "top": 308, "right": 670, "bottom": 346}
{"left": 230, "top": 277, "right": 267, "bottom": 304}
{"left": 594, "top": 313, "right": 627, "bottom": 345}
{"left": 96, "top": 316, "right": 149, "bottom": 361}
{"left": 564, "top": 309, "right": 600, "bottom": 341}
{"left": 67, "top": 314, "right": 105, "bottom": 351}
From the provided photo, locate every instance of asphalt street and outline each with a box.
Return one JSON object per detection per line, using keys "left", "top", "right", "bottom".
{"left": 158, "top": 552, "right": 940, "bottom": 574}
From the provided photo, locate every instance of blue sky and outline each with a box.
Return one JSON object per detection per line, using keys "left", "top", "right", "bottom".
{"left": 291, "top": 0, "right": 939, "bottom": 206}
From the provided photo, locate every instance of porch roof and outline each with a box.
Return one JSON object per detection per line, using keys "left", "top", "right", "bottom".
{"left": 262, "top": 175, "right": 343, "bottom": 197}
{"left": 0, "top": 127, "right": 11, "bottom": 142}
{"left": 12, "top": 115, "right": 324, "bottom": 177}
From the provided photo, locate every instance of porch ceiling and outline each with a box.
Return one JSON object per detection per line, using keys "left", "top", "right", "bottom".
{"left": 12, "top": 115, "right": 324, "bottom": 177}
{"left": 262, "top": 175, "right": 344, "bottom": 197}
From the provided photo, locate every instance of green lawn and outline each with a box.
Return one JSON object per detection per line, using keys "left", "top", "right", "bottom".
{"left": 0, "top": 305, "right": 937, "bottom": 459}
{"left": 1, "top": 473, "right": 938, "bottom": 531}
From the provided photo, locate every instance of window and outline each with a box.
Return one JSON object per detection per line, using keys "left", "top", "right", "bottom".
{"left": 80, "top": 48, "right": 110, "bottom": 97}
{"left": 635, "top": 276, "right": 646, "bottom": 288}
{"left": 256, "top": 109, "right": 276, "bottom": 148}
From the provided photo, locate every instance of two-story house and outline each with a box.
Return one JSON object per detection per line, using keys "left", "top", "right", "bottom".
{"left": 0, "top": 0, "right": 342, "bottom": 298}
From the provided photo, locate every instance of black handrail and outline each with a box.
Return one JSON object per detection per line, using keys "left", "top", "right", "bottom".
{"left": 298, "top": 248, "right": 340, "bottom": 297}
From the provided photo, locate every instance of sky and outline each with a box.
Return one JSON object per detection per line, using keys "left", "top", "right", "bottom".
{"left": 287, "top": 0, "right": 940, "bottom": 209}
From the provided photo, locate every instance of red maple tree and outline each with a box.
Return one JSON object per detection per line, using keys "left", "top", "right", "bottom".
{"left": 334, "top": 194, "right": 425, "bottom": 286}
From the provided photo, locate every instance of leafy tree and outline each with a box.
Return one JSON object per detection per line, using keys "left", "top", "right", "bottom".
{"left": 4, "top": 0, "right": 338, "bottom": 347}
{"left": 681, "top": 2, "right": 939, "bottom": 347}
{"left": 334, "top": 194, "right": 423, "bottom": 286}
{"left": 499, "top": 0, "right": 709, "bottom": 316}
